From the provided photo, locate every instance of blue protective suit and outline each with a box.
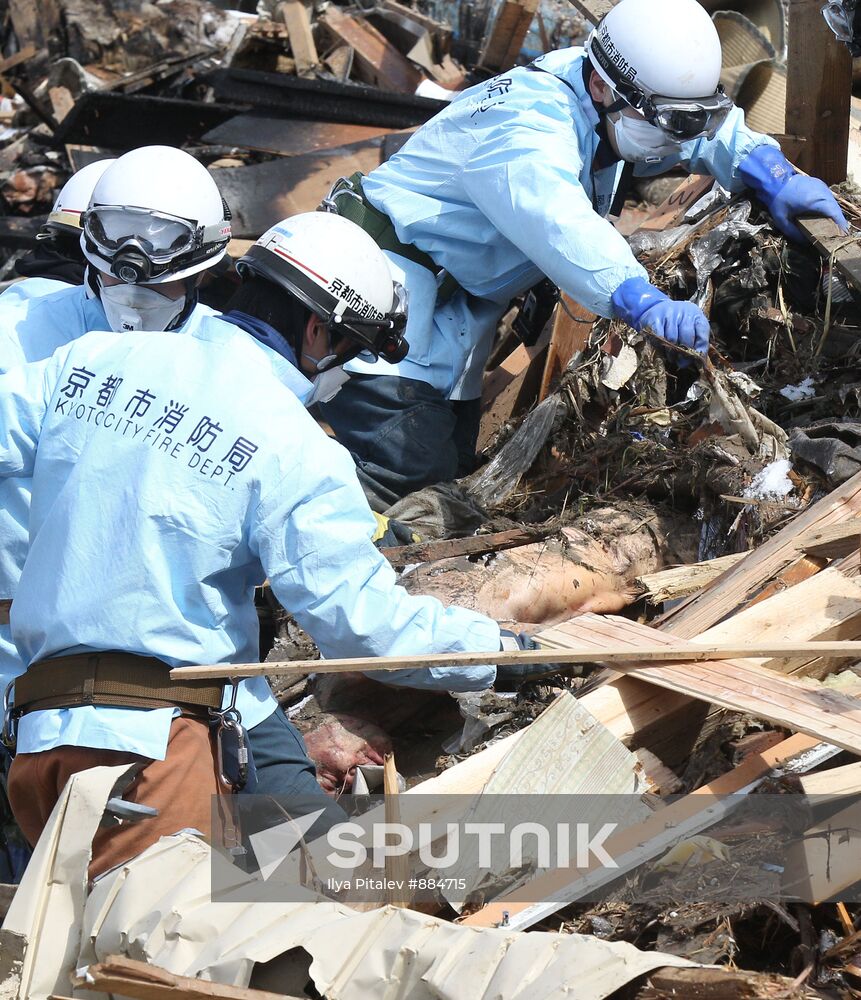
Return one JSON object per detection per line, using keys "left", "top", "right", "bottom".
{"left": 0, "top": 283, "right": 218, "bottom": 697}
{"left": 0, "top": 277, "right": 71, "bottom": 304}
{"left": 0, "top": 316, "right": 501, "bottom": 760}
{"left": 355, "top": 47, "right": 776, "bottom": 399}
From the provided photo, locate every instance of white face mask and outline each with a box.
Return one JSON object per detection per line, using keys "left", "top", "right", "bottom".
{"left": 98, "top": 277, "right": 186, "bottom": 333}
{"left": 305, "top": 361, "right": 351, "bottom": 405}
{"left": 608, "top": 112, "right": 681, "bottom": 163}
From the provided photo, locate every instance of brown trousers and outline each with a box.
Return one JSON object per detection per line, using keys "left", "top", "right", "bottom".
{"left": 8, "top": 716, "right": 224, "bottom": 879}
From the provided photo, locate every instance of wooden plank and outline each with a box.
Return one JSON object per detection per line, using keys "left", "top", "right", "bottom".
{"left": 0, "top": 45, "right": 38, "bottom": 76}
{"left": 637, "top": 553, "right": 747, "bottom": 604}
{"left": 786, "top": 0, "right": 851, "bottom": 185}
{"left": 798, "top": 760, "right": 861, "bottom": 801}
{"left": 379, "top": 525, "right": 557, "bottom": 566}
{"left": 699, "top": 562, "right": 861, "bottom": 679}
{"left": 783, "top": 798, "right": 861, "bottom": 902}
{"left": 202, "top": 116, "right": 394, "bottom": 157}
{"left": 7, "top": 0, "right": 60, "bottom": 53}
{"left": 461, "top": 731, "right": 832, "bottom": 929}
{"left": 482, "top": 324, "right": 552, "bottom": 408}
{"left": 537, "top": 615, "right": 861, "bottom": 754}
{"left": 477, "top": 327, "right": 551, "bottom": 452}
{"left": 212, "top": 145, "right": 383, "bottom": 239}
{"left": 440, "top": 692, "right": 650, "bottom": 908}
{"left": 538, "top": 294, "right": 595, "bottom": 401}
{"left": 660, "top": 470, "right": 861, "bottom": 638}
{"left": 797, "top": 215, "right": 861, "bottom": 299}
{"left": 478, "top": 0, "right": 540, "bottom": 72}
{"left": 634, "top": 173, "right": 715, "bottom": 233}
{"left": 73, "top": 957, "right": 303, "bottom": 1000}
{"left": 565, "top": 0, "right": 614, "bottom": 24}
{"left": 319, "top": 7, "right": 424, "bottom": 94}
{"left": 171, "top": 638, "right": 861, "bottom": 680}
{"left": 279, "top": 0, "right": 318, "bottom": 76}
{"left": 798, "top": 519, "right": 861, "bottom": 560}
{"left": 637, "top": 967, "right": 815, "bottom": 1000}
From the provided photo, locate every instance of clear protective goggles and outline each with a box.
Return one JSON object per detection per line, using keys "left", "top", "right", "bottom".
{"left": 607, "top": 86, "right": 733, "bottom": 143}
{"left": 83, "top": 205, "right": 223, "bottom": 264}
{"left": 588, "top": 29, "right": 734, "bottom": 142}
{"left": 822, "top": 0, "right": 856, "bottom": 42}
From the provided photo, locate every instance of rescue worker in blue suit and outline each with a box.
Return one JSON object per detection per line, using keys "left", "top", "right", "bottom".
{"left": 8, "top": 159, "right": 117, "bottom": 300}
{"left": 319, "top": 0, "right": 848, "bottom": 511}
{"left": 0, "top": 148, "right": 226, "bottom": 708}
{"left": 0, "top": 211, "right": 511, "bottom": 876}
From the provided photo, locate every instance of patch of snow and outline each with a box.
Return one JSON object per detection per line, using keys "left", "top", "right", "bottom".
{"left": 779, "top": 376, "right": 816, "bottom": 402}
{"left": 743, "top": 458, "right": 794, "bottom": 500}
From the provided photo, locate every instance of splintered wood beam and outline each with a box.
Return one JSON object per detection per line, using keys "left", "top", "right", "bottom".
{"left": 637, "top": 553, "right": 747, "bottom": 603}
{"left": 797, "top": 215, "right": 861, "bottom": 298}
{"left": 538, "top": 294, "right": 595, "bottom": 401}
{"left": 170, "top": 639, "right": 861, "bottom": 680}
{"left": 660, "top": 470, "right": 861, "bottom": 638}
{"left": 279, "top": 0, "right": 318, "bottom": 75}
{"left": 379, "top": 525, "right": 557, "bottom": 566}
{"left": 797, "top": 518, "right": 861, "bottom": 560}
{"left": 72, "top": 956, "right": 304, "bottom": 1000}
{"left": 786, "top": 0, "right": 852, "bottom": 185}
{"left": 319, "top": 6, "right": 423, "bottom": 93}
{"left": 478, "top": 0, "right": 540, "bottom": 71}
{"left": 537, "top": 614, "right": 861, "bottom": 754}
{"left": 461, "top": 730, "right": 834, "bottom": 929}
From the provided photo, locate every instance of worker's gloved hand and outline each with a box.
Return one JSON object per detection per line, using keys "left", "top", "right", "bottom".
{"left": 495, "top": 629, "right": 562, "bottom": 687}
{"left": 611, "top": 276, "right": 710, "bottom": 354}
{"left": 371, "top": 512, "right": 420, "bottom": 548}
{"left": 737, "top": 144, "right": 849, "bottom": 244}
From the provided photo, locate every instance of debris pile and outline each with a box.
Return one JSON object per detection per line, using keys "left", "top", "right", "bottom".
{"left": 2, "top": 0, "right": 861, "bottom": 997}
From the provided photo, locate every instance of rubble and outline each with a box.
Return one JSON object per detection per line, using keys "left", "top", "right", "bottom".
{"left": 2, "top": 0, "right": 861, "bottom": 996}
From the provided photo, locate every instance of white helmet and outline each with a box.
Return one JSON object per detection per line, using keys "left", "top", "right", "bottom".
{"left": 237, "top": 212, "right": 408, "bottom": 365}
{"left": 586, "top": 0, "right": 733, "bottom": 141}
{"left": 42, "top": 159, "right": 116, "bottom": 240}
{"left": 81, "top": 145, "right": 231, "bottom": 285}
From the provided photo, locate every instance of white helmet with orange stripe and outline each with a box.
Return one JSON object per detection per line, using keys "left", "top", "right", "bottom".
{"left": 236, "top": 212, "right": 408, "bottom": 367}
{"left": 39, "top": 158, "right": 116, "bottom": 248}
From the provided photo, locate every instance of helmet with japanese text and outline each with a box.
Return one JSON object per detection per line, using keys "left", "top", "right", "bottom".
{"left": 236, "top": 212, "right": 408, "bottom": 366}
{"left": 40, "top": 158, "right": 116, "bottom": 247}
{"left": 585, "top": 0, "right": 732, "bottom": 143}
{"left": 81, "top": 145, "right": 232, "bottom": 285}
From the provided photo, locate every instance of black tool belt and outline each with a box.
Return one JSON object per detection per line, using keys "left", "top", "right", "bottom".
{"left": 11, "top": 651, "right": 224, "bottom": 715}
{"left": 323, "top": 172, "right": 462, "bottom": 303}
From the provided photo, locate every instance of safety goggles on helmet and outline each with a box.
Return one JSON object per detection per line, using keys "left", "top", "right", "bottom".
{"left": 587, "top": 28, "right": 734, "bottom": 141}
{"left": 83, "top": 205, "right": 231, "bottom": 282}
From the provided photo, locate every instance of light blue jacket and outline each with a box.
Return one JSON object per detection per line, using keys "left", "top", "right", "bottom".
{"left": 0, "top": 277, "right": 71, "bottom": 304}
{"left": 0, "top": 284, "right": 220, "bottom": 699}
{"left": 0, "top": 317, "right": 501, "bottom": 759}
{"left": 356, "top": 47, "right": 776, "bottom": 399}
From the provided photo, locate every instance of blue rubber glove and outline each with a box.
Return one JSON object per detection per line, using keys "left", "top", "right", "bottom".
{"left": 738, "top": 145, "right": 849, "bottom": 244}
{"left": 611, "top": 276, "right": 710, "bottom": 354}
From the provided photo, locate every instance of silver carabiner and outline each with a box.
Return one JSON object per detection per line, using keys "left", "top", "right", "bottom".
{"left": 2, "top": 679, "right": 18, "bottom": 751}
{"left": 319, "top": 176, "right": 364, "bottom": 214}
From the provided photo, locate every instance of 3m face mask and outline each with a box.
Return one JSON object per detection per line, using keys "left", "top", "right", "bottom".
{"left": 608, "top": 112, "right": 681, "bottom": 164}
{"left": 98, "top": 276, "right": 186, "bottom": 333}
